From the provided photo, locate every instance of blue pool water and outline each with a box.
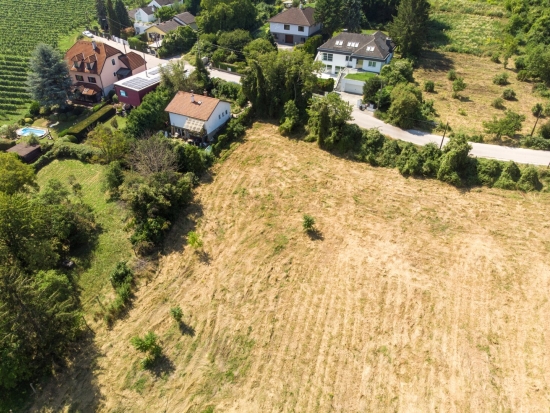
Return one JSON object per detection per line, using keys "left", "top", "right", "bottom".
{"left": 19, "top": 127, "right": 47, "bottom": 137}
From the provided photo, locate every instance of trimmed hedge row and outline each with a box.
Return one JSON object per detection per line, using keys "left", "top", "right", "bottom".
{"left": 34, "top": 142, "right": 101, "bottom": 171}
{"left": 59, "top": 105, "right": 115, "bottom": 141}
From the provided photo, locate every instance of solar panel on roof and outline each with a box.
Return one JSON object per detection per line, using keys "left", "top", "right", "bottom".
{"left": 121, "top": 76, "right": 159, "bottom": 90}
{"left": 148, "top": 67, "right": 161, "bottom": 75}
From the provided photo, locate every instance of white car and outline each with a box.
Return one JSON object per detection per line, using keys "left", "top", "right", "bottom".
{"left": 82, "top": 31, "right": 93, "bottom": 38}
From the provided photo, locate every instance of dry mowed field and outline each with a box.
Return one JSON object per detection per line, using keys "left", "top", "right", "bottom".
{"left": 415, "top": 51, "right": 546, "bottom": 141}
{"left": 32, "top": 123, "right": 550, "bottom": 412}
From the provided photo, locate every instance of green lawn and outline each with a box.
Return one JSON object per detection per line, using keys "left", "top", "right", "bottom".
{"left": 36, "top": 160, "right": 133, "bottom": 313}
{"left": 345, "top": 72, "right": 376, "bottom": 81}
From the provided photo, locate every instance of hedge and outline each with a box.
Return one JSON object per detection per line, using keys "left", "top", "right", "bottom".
{"left": 0, "top": 138, "right": 15, "bottom": 151}
{"left": 62, "top": 105, "right": 115, "bottom": 141}
{"left": 34, "top": 142, "right": 101, "bottom": 171}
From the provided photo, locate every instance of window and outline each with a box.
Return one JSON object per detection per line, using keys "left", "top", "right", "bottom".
{"left": 273, "top": 33, "right": 278, "bottom": 39}
{"left": 345, "top": 56, "right": 350, "bottom": 61}
{"left": 225, "top": 110, "right": 228, "bottom": 115}
{"left": 298, "top": 26, "right": 304, "bottom": 32}
{"left": 120, "top": 90, "right": 127, "bottom": 97}
{"left": 112, "top": 59, "right": 115, "bottom": 65}
{"left": 73, "top": 61, "right": 80, "bottom": 69}
{"left": 335, "top": 40, "right": 343, "bottom": 46}
{"left": 284, "top": 24, "right": 290, "bottom": 30}
{"left": 75, "top": 75, "right": 84, "bottom": 81}
{"left": 368, "top": 61, "right": 376, "bottom": 67}
{"left": 88, "top": 77, "right": 97, "bottom": 83}
{"left": 219, "top": 114, "right": 221, "bottom": 119}
{"left": 325, "top": 65, "right": 332, "bottom": 72}
{"left": 301, "top": 37, "right": 305, "bottom": 43}
{"left": 335, "top": 66, "right": 344, "bottom": 73}
{"left": 322, "top": 53, "right": 333, "bottom": 62}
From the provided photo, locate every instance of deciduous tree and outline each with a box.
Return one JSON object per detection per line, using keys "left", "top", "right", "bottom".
{"left": 154, "top": 5, "right": 176, "bottom": 22}
{"left": 0, "top": 153, "right": 37, "bottom": 195}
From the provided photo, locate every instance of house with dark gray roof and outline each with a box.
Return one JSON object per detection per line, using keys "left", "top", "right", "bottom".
{"left": 316, "top": 31, "right": 394, "bottom": 76}
{"left": 268, "top": 6, "right": 321, "bottom": 45}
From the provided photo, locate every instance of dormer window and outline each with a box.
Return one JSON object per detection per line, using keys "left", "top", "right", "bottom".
{"left": 73, "top": 61, "right": 80, "bottom": 68}
{"left": 86, "top": 62, "right": 91, "bottom": 70}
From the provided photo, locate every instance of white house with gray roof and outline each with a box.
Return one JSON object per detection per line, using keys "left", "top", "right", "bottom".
{"left": 315, "top": 31, "right": 394, "bottom": 76}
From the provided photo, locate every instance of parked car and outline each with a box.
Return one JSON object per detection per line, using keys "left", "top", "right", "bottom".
{"left": 82, "top": 30, "right": 93, "bottom": 38}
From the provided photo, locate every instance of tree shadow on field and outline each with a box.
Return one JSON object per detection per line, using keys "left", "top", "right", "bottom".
{"left": 29, "top": 330, "right": 105, "bottom": 412}
{"left": 162, "top": 201, "right": 204, "bottom": 255}
{"left": 149, "top": 354, "right": 176, "bottom": 378}
{"left": 178, "top": 320, "right": 196, "bottom": 337}
{"left": 426, "top": 18, "right": 452, "bottom": 49}
{"left": 417, "top": 49, "right": 454, "bottom": 72}
{"left": 306, "top": 228, "right": 324, "bottom": 241}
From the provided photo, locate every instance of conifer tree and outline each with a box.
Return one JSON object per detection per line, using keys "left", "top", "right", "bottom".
{"left": 343, "top": 0, "right": 363, "bottom": 32}
{"left": 388, "top": 0, "right": 430, "bottom": 57}
{"left": 26, "top": 44, "right": 72, "bottom": 109}
{"left": 106, "top": 0, "right": 120, "bottom": 37}
{"left": 314, "top": 0, "right": 343, "bottom": 36}
{"left": 115, "top": 0, "right": 131, "bottom": 28}
{"left": 96, "top": 0, "right": 107, "bottom": 30}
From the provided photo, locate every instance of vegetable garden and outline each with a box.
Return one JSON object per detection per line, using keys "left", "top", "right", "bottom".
{"left": 0, "top": 0, "right": 93, "bottom": 117}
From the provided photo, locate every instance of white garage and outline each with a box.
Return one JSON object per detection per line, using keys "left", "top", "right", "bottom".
{"left": 342, "top": 78, "right": 364, "bottom": 95}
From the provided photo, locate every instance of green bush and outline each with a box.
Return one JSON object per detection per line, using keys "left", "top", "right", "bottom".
{"left": 493, "top": 161, "right": 521, "bottom": 190}
{"left": 502, "top": 88, "right": 516, "bottom": 100}
{"left": 302, "top": 214, "right": 315, "bottom": 232}
{"left": 521, "top": 135, "right": 550, "bottom": 150}
{"left": 517, "top": 166, "right": 542, "bottom": 191}
{"left": 0, "top": 138, "right": 15, "bottom": 151}
{"left": 540, "top": 121, "right": 550, "bottom": 139}
{"left": 170, "top": 306, "right": 183, "bottom": 322}
{"left": 447, "top": 69, "right": 457, "bottom": 81}
{"left": 491, "top": 97, "right": 505, "bottom": 109}
{"left": 490, "top": 52, "right": 500, "bottom": 63}
{"left": 110, "top": 261, "right": 133, "bottom": 288}
{"left": 532, "top": 103, "right": 544, "bottom": 117}
{"left": 130, "top": 332, "right": 162, "bottom": 369}
{"left": 514, "top": 56, "right": 526, "bottom": 70}
{"left": 65, "top": 105, "right": 115, "bottom": 141}
{"left": 187, "top": 231, "right": 203, "bottom": 249}
{"left": 476, "top": 158, "right": 502, "bottom": 187}
{"left": 423, "top": 80, "right": 435, "bottom": 93}
{"left": 29, "top": 101, "right": 40, "bottom": 116}
{"left": 493, "top": 72, "right": 509, "bottom": 85}
{"left": 396, "top": 142, "right": 423, "bottom": 177}
{"left": 517, "top": 70, "right": 529, "bottom": 82}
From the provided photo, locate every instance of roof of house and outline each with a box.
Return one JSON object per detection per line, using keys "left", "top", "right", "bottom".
{"left": 7, "top": 144, "right": 41, "bottom": 163}
{"left": 268, "top": 6, "right": 316, "bottom": 26}
{"left": 119, "top": 52, "right": 146, "bottom": 71}
{"left": 165, "top": 91, "right": 222, "bottom": 121}
{"left": 114, "top": 65, "right": 163, "bottom": 91}
{"left": 152, "top": 0, "right": 174, "bottom": 6}
{"left": 128, "top": 8, "right": 138, "bottom": 19}
{"left": 147, "top": 19, "right": 182, "bottom": 34}
{"left": 318, "top": 31, "right": 394, "bottom": 60}
{"left": 139, "top": 6, "right": 156, "bottom": 15}
{"left": 65, "top": 40, "right": 120, "bottom": 74}
{"left": 174, "top": 11, "right": 195, "bottom": 25}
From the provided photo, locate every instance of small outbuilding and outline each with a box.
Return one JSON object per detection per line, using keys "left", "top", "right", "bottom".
{"left": 7, "top": 143, "right": 41, "bottom": 163}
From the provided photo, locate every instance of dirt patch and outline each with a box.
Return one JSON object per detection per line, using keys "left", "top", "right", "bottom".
{"left": 416, "top": 50, "right": 546, "bottom": 142}
{"left": 30, "top": 123, "right": 550, "bottom": 412}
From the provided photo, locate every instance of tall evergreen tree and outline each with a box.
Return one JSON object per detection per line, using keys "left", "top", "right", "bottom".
{"left": 343, "top": 0, "right": 363, "bottom": 32}
{"left": 26, "top": 44, "right": 72, "bottom": 109}
{"left": 362, "top": 0, "right": 399, "bottom": 24}
{"left": 388, "top": 0, "right": 430, "bottom": 57}
{"left": 96, "top": 0, "right": 107, "bottom": 30}
{"left": 315, "top": 0, "right": 343, "bottom": 36}
{"left": 114, "top": 0, "right": 132, "bottom": 28}
{"left": 106, "top": 0, "right": 120, "bottom": 37}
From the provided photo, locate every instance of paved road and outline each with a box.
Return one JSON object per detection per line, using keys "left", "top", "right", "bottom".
{"left": 338, "top": 92, "right": 550, "bottom": 166}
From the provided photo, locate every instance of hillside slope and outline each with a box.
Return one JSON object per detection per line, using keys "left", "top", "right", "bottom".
{"left": 32, "top": 123, "right": 550, "bottom": 412}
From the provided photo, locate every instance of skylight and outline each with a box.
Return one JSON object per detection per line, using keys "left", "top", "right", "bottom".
{"left": 335, "top": 40, "right": 343, "bottom": 46}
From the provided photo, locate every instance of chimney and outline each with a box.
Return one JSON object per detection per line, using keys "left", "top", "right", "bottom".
{"left": 203, "top": 90, "right": 207, "bottom": 96}
{"left": 191, "top": 91, "right": 195, "bottom": 103}
{"left": 92, "top": 40, "right": 97, "bottom": 50}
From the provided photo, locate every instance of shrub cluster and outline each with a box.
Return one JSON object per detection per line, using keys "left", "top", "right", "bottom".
{"left": 104, "top": 261, "right": 134, "bottom": 325}
{"left": 33, "top": 142, "right": 101, "bottom": 171}
{"left": 60, "top": 105, "right": 115, "bottom": 141}
{"left": 213, "top": 106, "right": 254, "bottom": 155}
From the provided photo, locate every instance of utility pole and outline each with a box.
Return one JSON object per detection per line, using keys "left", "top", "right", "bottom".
{"left": 530, "top": 111, "right": 541, "bottom": 137}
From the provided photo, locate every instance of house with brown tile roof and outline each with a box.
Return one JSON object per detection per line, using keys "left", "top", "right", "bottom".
{"left": 268, "top": 5, "right": 321, "bottom": 45}
{"left": 145, "top": 11, "right": 196, "bottom": 42}
{"left": 165, "top": 91, "right": 231, "bottom": 142}
{"left": 65, "top": 40, "right": 147, "bottom": 103}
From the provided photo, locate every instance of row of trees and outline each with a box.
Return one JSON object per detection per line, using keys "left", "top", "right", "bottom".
{"left": 96, "top": 0, "right": 131, "bottom": 37}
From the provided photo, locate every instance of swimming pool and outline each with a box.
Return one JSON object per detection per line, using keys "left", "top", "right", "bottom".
{"left": 16, "top": 127, "right": 48, "bottom": 137}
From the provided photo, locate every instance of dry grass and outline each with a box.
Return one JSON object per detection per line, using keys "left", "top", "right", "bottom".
{"left": 30, "top": 123, "right": 550, "bottom": 412}
{"left": 415, "top": 51, "right": 548, "bottom": 142}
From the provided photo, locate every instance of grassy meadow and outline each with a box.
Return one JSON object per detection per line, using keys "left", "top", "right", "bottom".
{"left": 36, "top": 160, "right": 133, "bottom": 314}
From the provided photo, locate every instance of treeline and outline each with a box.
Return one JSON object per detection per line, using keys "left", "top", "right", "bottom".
{"left": 0, "top": 154, "right": 97, "bottom": 391}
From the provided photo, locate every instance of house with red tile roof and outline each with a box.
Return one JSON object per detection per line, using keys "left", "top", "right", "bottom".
{"left": 65, "top": 40, "right": 147, "bottom": 103}
{"left": 165, "top": 91, "right": 231, "bottom": 142}
{"left": 268, "top": 5, "right": 321, "bottom": 45}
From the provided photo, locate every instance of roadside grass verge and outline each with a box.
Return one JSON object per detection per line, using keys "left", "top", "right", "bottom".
{"left": 36, "top": 160, "right": 133, "bottom": 314}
